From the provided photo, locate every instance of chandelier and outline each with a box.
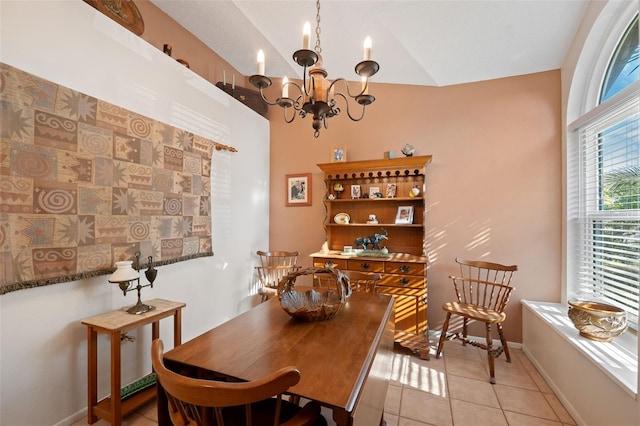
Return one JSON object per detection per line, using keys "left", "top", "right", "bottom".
{"left": 249, "top": 0, "right": 380, "bottom": 138}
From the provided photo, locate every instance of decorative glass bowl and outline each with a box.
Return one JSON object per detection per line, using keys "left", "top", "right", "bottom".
{"left": 278, "top": 267, "right": 351, "bottom": 322}
{"left": 567, "top": 300, "right": 627, "bottom": 342}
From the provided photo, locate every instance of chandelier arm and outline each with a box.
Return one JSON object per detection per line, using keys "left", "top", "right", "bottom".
{"left": 252, "top": 84, "right": 305, "bottom": 111}
{"left": 287, "top": 80, "right": 307, "bottom": 102}
{"left": 283, "top": 104, "right": 297, "bottom": 124}
{"left": 301, "top": 66, "right": 313, "bottom": 97}
{"left": 334, "top": 92, "right": 367, "bottom": 122}
{"left": 329, "top": 78, "right": 367, "bottom": 100}
{"left": 293, "top": 96, "right": 305, "bottom": 112}
{"left": 255, "top": 86, "right": 283, "bottom": 107}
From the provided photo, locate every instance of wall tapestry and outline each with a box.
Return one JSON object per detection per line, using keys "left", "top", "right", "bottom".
{"left": 0, "top": 62, "right": 236, "bottom": 294}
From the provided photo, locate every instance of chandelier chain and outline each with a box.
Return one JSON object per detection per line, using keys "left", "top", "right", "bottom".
{"left": 315, "top": 0, "right": 322, "bottom": 55}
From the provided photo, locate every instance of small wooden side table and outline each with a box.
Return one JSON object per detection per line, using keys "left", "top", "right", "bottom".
{"left": 81, "top": 298, "right": 185, "bottom": 425}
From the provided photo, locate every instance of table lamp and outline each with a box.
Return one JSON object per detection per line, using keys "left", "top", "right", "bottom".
{"left": 108, "top": 251, "right": 157, "bottom": 314}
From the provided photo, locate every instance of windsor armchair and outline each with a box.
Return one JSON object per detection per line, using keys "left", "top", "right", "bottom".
{"left": 435, "top": 258, "right": 517, "bottom": 384}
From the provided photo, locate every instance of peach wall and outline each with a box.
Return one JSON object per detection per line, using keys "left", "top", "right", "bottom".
{"left": 267, "top": 72, "right": 563, "bottom": 343}
{"left": 139, "top": 0, "right": 562, "bottom": 343}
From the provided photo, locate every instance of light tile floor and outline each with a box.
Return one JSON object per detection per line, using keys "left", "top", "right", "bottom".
{"left": 74, "top": 343, "right": 575, "bottom": 426}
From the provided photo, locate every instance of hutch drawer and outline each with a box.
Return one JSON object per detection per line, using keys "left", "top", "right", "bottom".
{"left": 385, "top": 262, "right": 425, "bottom": 276}
{"left": 347, "top": 259, "right": 385, "bottom": 273}
{"left": 313, "top": 257, "right": 348, "bottom": 270}
{"left": 377, "top": 274, "right": 425, "bottom": 289}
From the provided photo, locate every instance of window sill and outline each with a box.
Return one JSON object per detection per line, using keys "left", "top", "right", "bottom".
{"left": 522, "top": 300, "right": 638, "bottom": 397}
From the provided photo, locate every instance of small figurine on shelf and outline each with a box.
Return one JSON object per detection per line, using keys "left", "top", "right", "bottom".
{"left": 409, "top": 185, "right": 421, "bottom": 198}
{"left": 401, "top": 144, "right": 416, "bottom": 157}
{"left": 333, "top": 183, "right": 344, "bottom": 199}
{"left": 354, "top": 228, "right": 388, "bottom": 251}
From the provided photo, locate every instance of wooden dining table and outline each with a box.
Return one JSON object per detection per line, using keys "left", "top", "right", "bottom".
{"left": 158, "top": 290, "right": 395, "bottom": 426}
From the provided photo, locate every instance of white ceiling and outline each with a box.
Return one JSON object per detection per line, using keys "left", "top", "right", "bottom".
{"left": 150, "top": 0, "right": 589, "bottom": 87}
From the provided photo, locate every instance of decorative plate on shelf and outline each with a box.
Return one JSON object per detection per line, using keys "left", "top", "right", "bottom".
{"left": 83, "top": 0, "right": 145, "bottom": 35}
{"left": 334, "top": 213, "right": 350, "bottom": 224}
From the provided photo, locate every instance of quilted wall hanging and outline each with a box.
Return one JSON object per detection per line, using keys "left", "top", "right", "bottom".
{"left": 0, "top": 62, "right": 236, "bottom": 294}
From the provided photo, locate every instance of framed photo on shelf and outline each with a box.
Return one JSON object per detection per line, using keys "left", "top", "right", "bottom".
{"left": 331, "top": 146, "right": 346, "bottom": 163}
{"left": 351, "top": 184, "right": 361, "bottom": 199}
{"left": 369, "top": 186, "right": 380, "bottom": 198}
{"left": 395, "top": 206, "right": 414, "bottom": 224}
{"left": 286, "top": 173, "right": 312, "bottom": 206}
{"left": 386, "top": 183, "right": 397, "bottom": 198}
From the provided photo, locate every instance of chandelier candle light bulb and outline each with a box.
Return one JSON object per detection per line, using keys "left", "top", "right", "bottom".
{"left": 364, "top": 36, "right": 372, "bottom": 60}
{"left": 303, "top": 22, "right": 311, "bottom": 50}
{"left": 282, "top": 76, "right": 289, "bottom": 98}
{"left": 257, "top": 49, "right": 265, "bottom": 75}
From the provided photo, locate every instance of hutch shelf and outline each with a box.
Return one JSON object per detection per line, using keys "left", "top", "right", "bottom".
{"left": 312, "top": 155, "right": 432, "bottom": 359}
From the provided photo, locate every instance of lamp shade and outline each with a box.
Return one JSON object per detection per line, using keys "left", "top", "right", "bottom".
{"left": 108, "top": 261, "right": 139, "bottom": 283}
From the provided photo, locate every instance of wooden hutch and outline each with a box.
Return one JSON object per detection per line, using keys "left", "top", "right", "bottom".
{"left": 312, "top": 155, "right": 431, "bottom": 359}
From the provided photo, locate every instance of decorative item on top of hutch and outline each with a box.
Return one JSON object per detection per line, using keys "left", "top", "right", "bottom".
{"left": 313, "top": 155, "right": 432, "bottom": 359}
{"left": 83, "top": 0, "right": 144, "bottom": 35}
{"left": 332, "top": 146, "right": 347, "bottom": 163}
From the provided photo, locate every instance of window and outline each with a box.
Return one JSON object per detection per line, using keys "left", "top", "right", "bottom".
{"left": 600, "top": 15, "right": 638, "bottom": 103}
{"left": 569, "top": 14, "right": 639, "bottom": 328}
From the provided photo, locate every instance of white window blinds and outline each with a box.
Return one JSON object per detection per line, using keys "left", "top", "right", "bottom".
{"left": 569, "top": 93, "right": 640, "bottom": 326}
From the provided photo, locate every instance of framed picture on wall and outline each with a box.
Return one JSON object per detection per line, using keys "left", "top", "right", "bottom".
{"left": 331, "top": 146, "right": 346, "bottom": 163}
{"left": 395, "top": 206, "right": 414, "bottom": 224}
{"left": 286, "top": 173, "right": 312, "bottom": 206}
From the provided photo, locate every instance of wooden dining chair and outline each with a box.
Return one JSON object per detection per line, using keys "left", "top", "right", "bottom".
{"left": 256, "top": 251, "right": 300, "bottom": 302}
{"left": 435, "top": 258, "right": 517, "bottom": 384}
{"left": 152, "top": 339, "right": 326, "bottom": 426}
